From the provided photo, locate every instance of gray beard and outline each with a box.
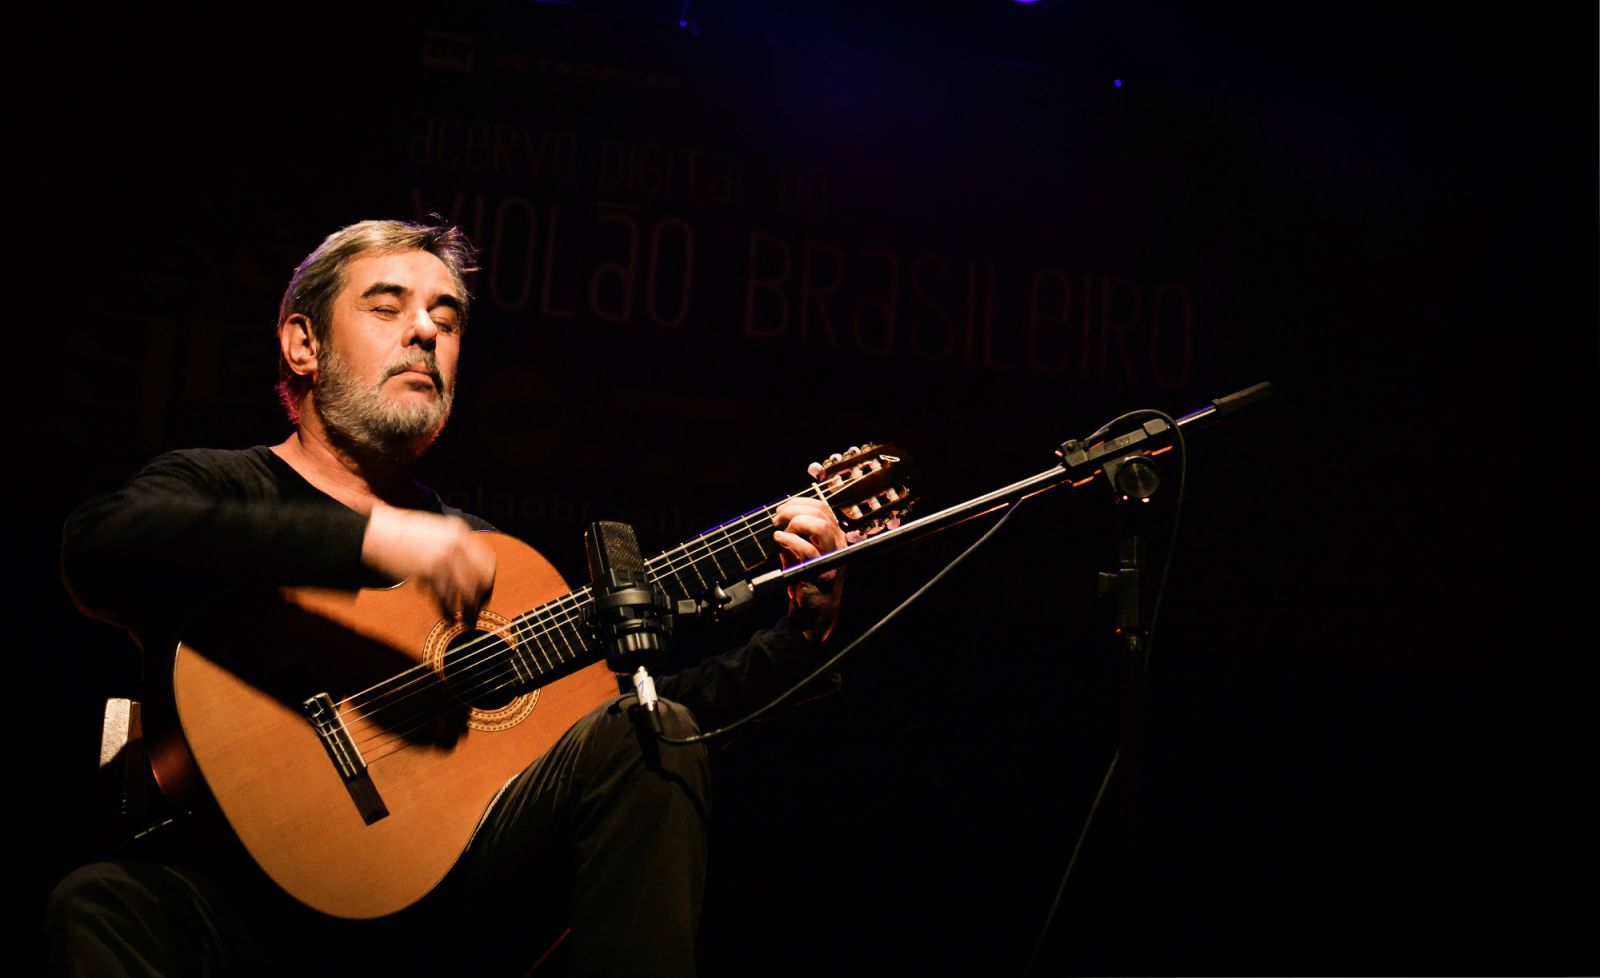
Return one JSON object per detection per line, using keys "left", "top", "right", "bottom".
{"left": 314, "top": 345, "right": 453, "bottom": 460}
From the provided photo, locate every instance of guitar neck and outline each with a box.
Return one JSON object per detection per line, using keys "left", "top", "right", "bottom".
{"left": 497, "top": 484, "right": 827, "bottom": 688}
{"left": 645, "top": 483, "right": 826, "bottom": 601}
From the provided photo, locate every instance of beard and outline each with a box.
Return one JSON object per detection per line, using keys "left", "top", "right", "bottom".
{"left": 313, "top": 345, "right": 454, "bottom": 460}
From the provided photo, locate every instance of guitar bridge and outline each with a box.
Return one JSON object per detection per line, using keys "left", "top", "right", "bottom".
{"left": 303, "top": 693, "right": 389, "bottom": 825}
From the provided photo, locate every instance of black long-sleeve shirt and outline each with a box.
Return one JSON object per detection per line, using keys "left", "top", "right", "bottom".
{"left": 62, "top": 445, "right": 834, "bottom": 732}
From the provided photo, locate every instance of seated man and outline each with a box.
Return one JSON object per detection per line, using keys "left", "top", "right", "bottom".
{"left": 43, "top": 218, "right": 846, "bottom": 978}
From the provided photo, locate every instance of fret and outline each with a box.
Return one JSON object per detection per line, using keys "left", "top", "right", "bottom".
{"left": 677, "top": 544, "right": 710, "bottom": 594}
{"left": 729, "top": 509, "right": 772, "bottom": 568}
{"left": 547, "top": 592, "right": 579, "bottom": 662}
{"left": 717, "top": 516, "right": 743, "bottom": 569}
{"left": 503, "top": 624, "right": 533, "bottom": 689}
{"left": 536, "top": 605, "right": 567, "bottom": 663}
{"left": 557, "top": 619, "right": 590, "bottom": 661}
{"left": 649, "top": 550, "right": 694, "bottom": 605}
{"left": 509, "top": 616, "right": 546, "bottom": 681}
{"left": 567, "top": 586, "right": 595, "bottom": 619}
{"left": 653, "top": 561, "right": 692, "bottom": 603}
{"left": 701, "top": 530, "right": 731, "bottom": 580}
{"left": 569, "top": 592, "right": 600, "bottom": 664}
{"left": 514, "top": 613, "right": 557, "bottom": 673}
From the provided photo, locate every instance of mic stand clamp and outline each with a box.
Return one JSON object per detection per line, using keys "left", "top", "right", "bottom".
{"left": 588, "top": 583, "right": 674, "bottom": 739}
{"left": 671, "top": 581, "right": 755, "bottom": 624}
{"left": 1058, "top": 418, "right": 1171, "bottom": 475}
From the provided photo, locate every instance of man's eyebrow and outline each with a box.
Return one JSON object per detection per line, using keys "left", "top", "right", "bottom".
{"left": 359, "top": 282, "right": 410, "bottom": 301}
{"left": 430, "top": 293, "right": 465, "bottom": 316}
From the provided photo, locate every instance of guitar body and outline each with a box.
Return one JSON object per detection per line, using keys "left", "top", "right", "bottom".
{"left": 172, "top": 533, "right": 618, "bottom": 920}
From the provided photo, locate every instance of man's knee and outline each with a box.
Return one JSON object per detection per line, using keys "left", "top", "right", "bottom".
{"left": 43, "top": 862, "right": 177, "bottom": 977}
{"left": 48, "top": 862, "right": 162, "bottom": 924}
{"left": 587, "top": 696, "right": 709, "bottom": 810}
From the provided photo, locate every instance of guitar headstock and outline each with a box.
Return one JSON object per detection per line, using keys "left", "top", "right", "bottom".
{"left": 812, "top": 443, "right": 920, "bottom": 543}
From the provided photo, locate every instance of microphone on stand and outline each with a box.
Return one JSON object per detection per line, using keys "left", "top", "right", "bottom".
{"left": 584, "top": 521, "right": 672, "bottom": 737}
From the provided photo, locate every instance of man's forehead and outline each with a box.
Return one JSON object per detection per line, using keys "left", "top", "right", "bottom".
{"left": 341, "top": 249, "right": 457, "bottom": 295}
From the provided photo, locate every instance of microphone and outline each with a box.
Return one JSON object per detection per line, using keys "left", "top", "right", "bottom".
{"left": 584, "top": 521, "right": 671, "bottom": 733}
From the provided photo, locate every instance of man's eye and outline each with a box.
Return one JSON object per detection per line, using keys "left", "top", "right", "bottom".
{"left": 434, "top": 319, "right": 460, "bottom": 333}
{"left": 373, "top": 306, "right": 399, "bottom": 316}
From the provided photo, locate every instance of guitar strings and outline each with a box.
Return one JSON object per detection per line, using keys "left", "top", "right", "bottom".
{"left": 342, "top": 488, "right": 817, "bottom": 760}
{"left": 345, "top": 473, "right": 896, "bottom": 760}
{"left": 337, "top": 479, "right": 883, "bottom": 759}
{"left": 349, "top": 595, "right": 596, "bottom": 764}
{"left": 341, "top": 490, "right": 790, "bottom": 714}
{"left": 341, "top": 492, "right": 783, "bottom": 719}
{"left": 339, "top": 487, "right": 812, "bottom": 756}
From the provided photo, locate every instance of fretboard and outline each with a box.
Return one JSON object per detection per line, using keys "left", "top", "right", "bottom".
{"left": 499, "top": 484, "right": 828, "bottom": 689}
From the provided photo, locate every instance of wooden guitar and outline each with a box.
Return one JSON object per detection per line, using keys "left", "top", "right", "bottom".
{"left": 165, "top": 445, "right": 915, "bottom": 920}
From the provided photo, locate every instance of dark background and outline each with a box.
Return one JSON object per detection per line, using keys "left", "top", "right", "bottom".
{"left": 24, "top": 2, "right": 1595, "bottom": 975}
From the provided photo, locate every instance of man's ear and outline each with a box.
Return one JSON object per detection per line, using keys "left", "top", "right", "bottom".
{"left": 279, "top": 314, "right": 318, "bottom": 379}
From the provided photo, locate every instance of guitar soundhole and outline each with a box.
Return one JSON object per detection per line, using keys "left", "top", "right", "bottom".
{"left": 439, "top": 629, "right": 519, "bottom": 711}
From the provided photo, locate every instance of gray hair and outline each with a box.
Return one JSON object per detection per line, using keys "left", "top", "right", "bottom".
{"left": 276, "top": 218, "right": 478, "bottom": 421}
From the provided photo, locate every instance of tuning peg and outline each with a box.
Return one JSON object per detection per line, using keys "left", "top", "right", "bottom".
{"left": 807, "top": 462, "right": 825, "bottom": 480}
{"left": 846, "top": 445, "right": 860, "bottom": 455}
{"left": 827, "top": 452, "right": 843, "bottom": 464}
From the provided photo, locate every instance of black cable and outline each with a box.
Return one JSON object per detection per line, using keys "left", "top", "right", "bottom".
{"left": 659, "top": 497, "right": 1027, "bottom": 746}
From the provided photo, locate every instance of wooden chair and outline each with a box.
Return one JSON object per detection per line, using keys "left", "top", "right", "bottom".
{"left": 93, "top": 696, "right": 153, "bottom": 853}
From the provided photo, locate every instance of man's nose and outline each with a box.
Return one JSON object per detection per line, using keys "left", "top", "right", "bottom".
{"left": 407, "top": 309, "right": 438, "bottom": 346}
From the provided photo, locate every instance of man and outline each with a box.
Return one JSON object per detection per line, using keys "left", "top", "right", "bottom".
{"left": 43, "top": 219, "right": 846, "bottom": 977}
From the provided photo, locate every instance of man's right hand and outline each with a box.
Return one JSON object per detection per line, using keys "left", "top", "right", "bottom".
{"left": 361, "top": 505, "right": 497, "bottom": 623}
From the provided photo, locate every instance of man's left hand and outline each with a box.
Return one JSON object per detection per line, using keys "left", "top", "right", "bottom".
{"left": 772, "top": 496, "right": 847, "bottom": 642}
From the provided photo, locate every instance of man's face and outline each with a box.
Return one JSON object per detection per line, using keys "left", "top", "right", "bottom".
{"left": 311, "top": 249, "right": 465, "bottom": 457}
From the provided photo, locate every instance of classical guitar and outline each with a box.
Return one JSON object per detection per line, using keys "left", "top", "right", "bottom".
{"left": 164, "top": 445, "right": 915, "bottom": 919}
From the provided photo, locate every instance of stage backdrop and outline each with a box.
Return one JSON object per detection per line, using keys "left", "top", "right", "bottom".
{"left": 30, "top": 5, "right": 1593, "bottom": 975}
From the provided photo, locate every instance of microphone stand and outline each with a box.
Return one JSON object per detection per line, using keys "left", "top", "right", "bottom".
{"left": 697, "top": 382, "right": 1273, "bottom": 614}
{"left": 680, "top": 382, "right": 1272, "bottom": 972}
{"left": 1089, "top": 442, "right": 1161, "bottom": 975}
{"left": 1056, "top": 382, "right": 1269, "bottom": 971}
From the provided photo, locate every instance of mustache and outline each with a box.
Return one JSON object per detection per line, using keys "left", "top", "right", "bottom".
{"left": 384, "top": 352, "right": 444, "bottom": 390}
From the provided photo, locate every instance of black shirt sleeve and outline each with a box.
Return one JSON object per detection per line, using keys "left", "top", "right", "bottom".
{"left": 61, "top": 448, "right": 370, "bottom": 630}
{"left": 62, "top": 444, "right": 833, "bottom": 727}
{"left": 656, "top": 613, "right": 841, "bottom": 730}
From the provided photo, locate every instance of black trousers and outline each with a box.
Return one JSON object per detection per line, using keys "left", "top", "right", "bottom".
{"left": 41, "top": 697, "right": 710, "bottom": 978}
